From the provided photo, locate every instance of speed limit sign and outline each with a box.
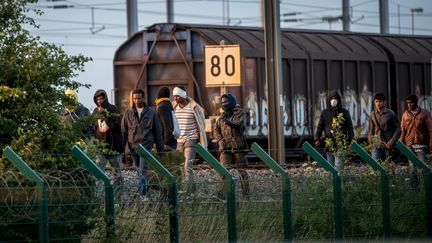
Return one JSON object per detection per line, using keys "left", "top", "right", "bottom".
{"left": 204, "top": 44, "right": 240, "bottom": 87}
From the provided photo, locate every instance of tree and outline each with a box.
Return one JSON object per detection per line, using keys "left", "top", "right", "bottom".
{"left": 0, "top": 0, "right": 92, "bottom": 170}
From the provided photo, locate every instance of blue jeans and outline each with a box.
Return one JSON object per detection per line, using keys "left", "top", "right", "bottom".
{"left": 130, "top": 149, "right": 148, "bottom": 195}
{"left": 371, "top": 148, "right": 389, "bottom": 162}
{"left": 326, "top": 151, "right": 344, "bottom": 171}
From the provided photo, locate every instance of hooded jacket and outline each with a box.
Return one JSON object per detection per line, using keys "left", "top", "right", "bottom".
{"left": 214, "top": 94, "right": 247, "bottom": 151}
{"left": 314, "top": 91, "right": 354, "bottom": 142}
{"left": 121, "top": 103, "right": 164, "bottom": 152}
{"left": 92, "top": 89, "right": 123, "bottom": 154}
{"left": 173, "top": 96, "right": 208, "bottom": 148}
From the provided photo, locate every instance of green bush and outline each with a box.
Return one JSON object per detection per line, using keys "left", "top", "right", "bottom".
{"left": 0, "top": 1, "right": 100, "bottom": 241}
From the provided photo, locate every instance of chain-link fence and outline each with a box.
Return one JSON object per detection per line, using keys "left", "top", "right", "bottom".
{"left": 0, "top": 169, "right": 104, "bottom": 242}
{"left": 1, "top": 142, "right": 431, "bottom": 242}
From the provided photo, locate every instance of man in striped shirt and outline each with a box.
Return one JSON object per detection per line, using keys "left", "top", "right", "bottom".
{"left": 173, "top": 86, "right": 207, "bottom": 193}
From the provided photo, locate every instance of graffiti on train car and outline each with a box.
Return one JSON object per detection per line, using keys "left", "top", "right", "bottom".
{"left": 243, "top": 90, "right": 432, "bottom": 138}
{"left": 292, "top": 94, "right": 308, "bottom": 136}
{"left": 245, "top": 91, "right": 259, "bottom": 136}
{"left": 245, "top": 89, "right": 377, "bottom": 137}
{"left": 343, "top": 89, "right": 373, "bottom": 136}
{"left": 419, "top": 95, "right": 432, "bottom": 113}
{"left": 245, "top": 91, "right": 307, "bottom": 137}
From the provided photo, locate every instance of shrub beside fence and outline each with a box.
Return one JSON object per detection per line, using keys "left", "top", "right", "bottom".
{"left": 1, "top": 142, "right": 431, "bottom": 242}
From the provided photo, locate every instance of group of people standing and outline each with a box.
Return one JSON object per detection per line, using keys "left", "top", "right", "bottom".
{"left": 314, "top": 91, "right": 432, "bottom": 173}
{"left": 63, "top": 86, "right": 432, "bottom": 196}
{"left": 86, "top": 85, "right": 248, "bottom": 197}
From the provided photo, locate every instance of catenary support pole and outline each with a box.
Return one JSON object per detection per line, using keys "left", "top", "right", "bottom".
{"left": 263, "top": 0, "right": 285, "bottom": 163}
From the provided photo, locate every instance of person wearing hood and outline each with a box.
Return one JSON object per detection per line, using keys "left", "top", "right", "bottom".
{"left": 172, "top": 85, "right": 207, "bottom": 193}
{"left": 155, "top": 86, "right": 177, "bottom": 150}
{"left": 122, "top": 88, "right": 164, "bottom": 195}
{"left": 61, "top": 89, "right": 90, "bottom": 123}
{"left": 314, "top": 91, "right": 354, "bottom": 171}
{"left": 214, "top": 93, "right": 250, "bottom": 197}
{"left": 92, "top": 89, "right": 123, "bottom": 185}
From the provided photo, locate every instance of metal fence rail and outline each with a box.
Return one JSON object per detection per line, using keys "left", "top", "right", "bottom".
{"left": 1, "top": 144, "right": 431, "bottom": 242}
{"left": 251, "top": 142, "right": 292, "bottom": 241}
{"left": 3, "top": 146, "right": 48, "bottom": 243}
{"left": 302, "top": 141, "right": 343, "bottom": 239}
{"left": 351, "top": 142, "right": 390, "bottom": 238}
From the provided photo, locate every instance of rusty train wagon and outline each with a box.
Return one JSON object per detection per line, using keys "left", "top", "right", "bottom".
{"left": 113, "top": 23, "right": 432, "bottom": 151}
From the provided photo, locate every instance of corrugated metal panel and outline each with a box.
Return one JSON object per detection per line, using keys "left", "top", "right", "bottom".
{"left": 189, "top": 25, "right": 385, "bottom": 59}
{"left": 234, "top": 30, "right": 263, "bottom": 49}
{"left": 194, "top": 27, "right": 311, "bottom": 58}
{"left": 371, "top": 36, "right": 432, "bottom": 62}
{"left": 114, "top": 31, "right": 144, "bottom": 62}
{"left": 115, "top": 23, "right": 432, "bottom": 64}
{"left": 184, "top": 26, "right": 390, "bottom": 61}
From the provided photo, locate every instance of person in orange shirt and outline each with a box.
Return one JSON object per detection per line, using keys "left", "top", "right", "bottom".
{"left": 400, "top": 94, "right": 432, "bottom": 162}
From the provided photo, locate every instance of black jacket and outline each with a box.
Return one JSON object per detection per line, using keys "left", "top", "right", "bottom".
{"left": 92, "top": 89, "right": 123, "bottom": 154}
{"left": 156, "top": 99, "right": 177, "bottom": 148}
{"left": 121, "top": 105, "right": 164, "bottom": 152}
{"left": 314, "top": 92, "right": 354, "bottom": 142}
{"left": 214, "top": 104, "right": 248, "bottom": 150}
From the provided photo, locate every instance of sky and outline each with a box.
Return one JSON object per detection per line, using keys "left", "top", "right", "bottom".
{"left": 25, "top": 0, "right": 432, "bottom": 110}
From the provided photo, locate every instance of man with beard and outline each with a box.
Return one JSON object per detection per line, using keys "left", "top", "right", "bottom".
{"left": 92, "top": 89, "right": 123, "bottom": 185}
{"left": 122, "top": 88, "right": 164, "bottom": 195}
{"left": 400, "top": 94, "right": 432, "bottom": 186}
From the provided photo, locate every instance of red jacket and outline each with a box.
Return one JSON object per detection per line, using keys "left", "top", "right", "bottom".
{"left": 400, "top": 107, "right": 432, "bottom": 148}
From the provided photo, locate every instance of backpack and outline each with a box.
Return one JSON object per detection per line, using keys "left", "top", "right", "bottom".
{"left": 171, "top": 110, "right": 180, "bottom": 139}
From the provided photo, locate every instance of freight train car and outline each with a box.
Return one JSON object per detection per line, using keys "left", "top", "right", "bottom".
{"left": 113, "top": 23, "right": 432, "bottom": 151}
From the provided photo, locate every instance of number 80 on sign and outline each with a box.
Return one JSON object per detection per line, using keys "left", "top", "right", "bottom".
{"left": 204, "top": 44, "right": 241, "bottom": 87}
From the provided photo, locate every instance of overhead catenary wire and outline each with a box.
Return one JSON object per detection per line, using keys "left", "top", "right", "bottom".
{"left": 30, "top": 18, "right": 125, "bottom": 27}
{"left": 27, "top": 31, "right": 126, "bottom": 38}
{"left": 29, "top": 1, "right": 432, "bottom": 28}
{"left": 389, "top": 0, "right": 417, "bottom": 10}
{"left": 29, "top": 5, "right": 227, "bottom": 20}
{"left": 52, "top": 43, "right": 118, "bottom": 48}
{"left": 352, "top": 21, "right": 432, "bottom": 32}
{"left": 351, "top": 0, "right": 376, "bottom": 8}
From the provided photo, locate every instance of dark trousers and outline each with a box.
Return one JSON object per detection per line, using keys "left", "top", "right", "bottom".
{"left": 219, "top": 152, "right": 250, "bottom": 197}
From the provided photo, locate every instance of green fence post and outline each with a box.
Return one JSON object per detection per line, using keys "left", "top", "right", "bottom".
{"left": 3, "top": 146, "right": 49, "bottom": 243}
{"left": 351, "top": 142, "right": 391, "bottom": 237}
{"left": 302, "top": 142, "right": 343, "bottom": 240}
{"left": 195, "top": 143, "right": 237, "bottom": 243}
{"left": 136, "top": 145, "right": 179, "bottom": 243}
{"left": 395, "top": 141, "right": 432, "bottom": 236}
{"left": 251, "top": 142, "right": 292, "bottom": 242}
{"left": 71, "top": 146, "right": 115, "bottom": 237}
